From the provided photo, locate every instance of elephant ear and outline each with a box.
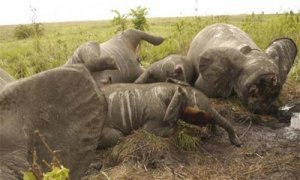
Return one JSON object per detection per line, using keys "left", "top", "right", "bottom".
{"left": 266, "top": 38, "right": 298, "bottom": 83}
{"left": 0, "top": 65, "right": 107, "bottom": 179}
{"left": 198, "top": 47, "right": 246, "bottom": 97}
{"left": 163, "top": 87, "right": 185, "bottom": 124}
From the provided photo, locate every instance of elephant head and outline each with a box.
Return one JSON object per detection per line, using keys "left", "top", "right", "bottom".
{"left": 0, "top": 65, "right": 107, "bottom": 179}
{"left": 0, "top": 68, "right": 14, "bottom": 90}
{"left": 195, "top": 38, "right": 297, "bottom": 114}
{"left": 134, "top": 55, "right": 193, "bottom": 84}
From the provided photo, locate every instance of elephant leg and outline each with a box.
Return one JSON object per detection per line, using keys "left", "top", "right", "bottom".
{"left": 142, "top": 120, "right": 177, "bottom": 137}
{"left": 86, "top": 56, "right": 117, "bottom": 72}
{"left": 97, "top": 127, "right": 124, "bottom": 149}
{"left": 134, "top": 71, "right": 149, "bottom": 83}
{"left": 208, "top": 108, "right": 241, "bottom": 147}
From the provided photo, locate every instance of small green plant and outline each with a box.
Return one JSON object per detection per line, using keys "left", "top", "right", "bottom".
{"left": 129, "top": 6, "right": 149, "bottom": 31}
{"left": 22, "top": 130, "right": 70, "bottom": 180}
{"left": 111, "top": 9, "right": 128, "bottom": 32}
{"left": 175, "top": 129, "right": 200, "bottom": 151}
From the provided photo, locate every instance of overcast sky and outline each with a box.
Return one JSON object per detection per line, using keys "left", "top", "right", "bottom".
{"left": 0, "top": 0, "right": 299, "bottom": 25}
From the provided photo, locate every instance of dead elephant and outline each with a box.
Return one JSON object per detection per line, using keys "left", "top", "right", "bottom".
{"left": 0, "top": 65, "right": 107, "bottom": 179}
{"left": 66, "top": 29, "right": 165, "bottom": 86}
{"left": 188, "top": 23, "right": 298, "bottom": 114}
{"left": 97, "top": 79, "right": 241, "bottom": 149}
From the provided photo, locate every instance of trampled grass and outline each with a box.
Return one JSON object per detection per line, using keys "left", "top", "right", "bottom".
{"left": 0, "top": 13, "right": 299, "bottom": 81}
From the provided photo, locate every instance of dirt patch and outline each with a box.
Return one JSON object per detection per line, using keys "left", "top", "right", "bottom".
{"left": 84, "top": 80, "right": 300, "bottom": 180}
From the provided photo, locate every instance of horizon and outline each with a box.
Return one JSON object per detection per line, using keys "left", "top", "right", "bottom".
{"left": 0, "top": 0, "right": 299, "bottom": 26}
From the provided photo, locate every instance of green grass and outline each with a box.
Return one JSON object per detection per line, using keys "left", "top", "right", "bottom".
{"left": 0, "top": 13, "right": 299, "bottom": 81}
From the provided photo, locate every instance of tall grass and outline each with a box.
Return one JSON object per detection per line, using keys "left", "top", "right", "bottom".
{"left": 0, "top": 13, "right": 299, "bottom": 81}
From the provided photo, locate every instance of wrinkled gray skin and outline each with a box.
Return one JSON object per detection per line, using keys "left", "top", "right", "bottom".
{"left": 0, "top": 65, "right": 107, "bottom": 180}
{"left": 97, "top": 79, "right": 241, "bottom": 149}
{"left": 134, "top": 55, "right": 194, "bottom": 84}
{"left": 66, "top": 29, "right": 164, "bottom": 86}
{"left": 0, "top": 68, "right": 14, "bottom": 90}
{"left": 187, "top": 23, "right": 298, "bottom": 114}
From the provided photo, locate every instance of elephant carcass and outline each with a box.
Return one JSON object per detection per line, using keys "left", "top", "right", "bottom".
{"left": 0, "top": 65, "right": 107, "bottom": 179}
{"left": 0, "top": 68, "right": 14, "bottom": 90}
{"left": 66, "top": 29, "right": 165, "bottom": 86}
{"left": 187, "top": 23, "right": 298, "bottom": 114}
{"left": 134, "top": 55, "right": 194, "bottom": 84}
{"left": 97, "top": 80, "right": 241, "bottom": 149}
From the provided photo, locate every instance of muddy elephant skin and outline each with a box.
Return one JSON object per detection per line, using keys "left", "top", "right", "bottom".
{"left": 97, "top": 80, "right": 241, "bottom": 149}
{"left": 0, "top": 65, "right": 108, "bottom": 180}
{"left": 134, "top": 55, "right": 194, "bottom": 84}
{"left": 66, "top": 29, "right": 165, "bottom": 86}
{"left": 187, "top": 23, "right": 298, "bottom": 114}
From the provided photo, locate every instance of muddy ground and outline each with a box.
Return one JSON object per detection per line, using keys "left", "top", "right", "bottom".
{"left": 84, "top": 80, "right": 300, "bottom": 180}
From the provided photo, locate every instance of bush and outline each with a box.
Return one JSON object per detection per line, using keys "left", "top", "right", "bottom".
{"left": 111, "top": 10, "right": 128, "bottom": 32}
{"left": 129, "top": 6, "right": 149, "bottom": 31}
{"left": 14, "top": 23, "right": 44, "bottom": 39}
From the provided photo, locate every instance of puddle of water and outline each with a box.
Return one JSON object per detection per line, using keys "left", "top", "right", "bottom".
{"left": 280, "top": 104, "right": 300, "bottom": 129}
{"left": 290, "top": 113, "right": 300, "bottom": 129}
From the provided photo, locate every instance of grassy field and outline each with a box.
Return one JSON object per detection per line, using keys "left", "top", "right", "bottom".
{"left": 0, "top": 13, "right": 299, "bottom": 81}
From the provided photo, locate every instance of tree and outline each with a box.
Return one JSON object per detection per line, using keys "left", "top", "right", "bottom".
{"left": 111, "top": 10, "right": 128, "bottom": 32}
{"left": 129, "top": 6, "right": 149, "bottom": 31}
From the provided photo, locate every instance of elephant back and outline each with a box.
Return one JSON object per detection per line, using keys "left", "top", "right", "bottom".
{"left": 0, "top": 68, "right": 14, "bottom": 91}
{"left": 187, "top": 23, "right": 260, "bottom": 74}
{"left": 0, "top": 65, "right": 107, "bottom": 179}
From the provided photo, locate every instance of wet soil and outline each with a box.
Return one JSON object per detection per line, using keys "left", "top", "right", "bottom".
{"left": 84, "top": 80, "right": 300, "bottom": 180}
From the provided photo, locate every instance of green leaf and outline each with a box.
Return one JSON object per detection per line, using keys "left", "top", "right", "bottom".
{"left": 43, "top": 166, "right": 69, "bottom": 180}
{"left": 23, "top": 172, "right": 36, "bottom": 180}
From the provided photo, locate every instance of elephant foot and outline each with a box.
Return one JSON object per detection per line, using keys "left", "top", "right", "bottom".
{"left": 230, "top": 135, "right": 242, "bottom": 147}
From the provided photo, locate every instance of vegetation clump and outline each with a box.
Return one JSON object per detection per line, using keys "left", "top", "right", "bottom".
{"left": 23, "top": 130, "right": 69, "bottom": 180}
{"left": 14, "top": 23, "right": 44, "bottom": 40}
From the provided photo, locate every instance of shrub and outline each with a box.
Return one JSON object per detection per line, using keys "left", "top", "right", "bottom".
{"left": 111, "top": 10, "right": 128, "bottom": 32}
{"left": 129, "top": 6, "right": 149, "bottom": 31}
{"left": 14, "top": 23, "right": 44, "bottom": 40}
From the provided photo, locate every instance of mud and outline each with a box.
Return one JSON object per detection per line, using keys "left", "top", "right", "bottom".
{"left": 84, "top": 80, "right": 300, "bottom": 180}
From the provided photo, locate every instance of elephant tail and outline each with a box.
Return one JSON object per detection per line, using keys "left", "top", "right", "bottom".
{"left": 124, "top": 29, "right": 165, "bottom": 49}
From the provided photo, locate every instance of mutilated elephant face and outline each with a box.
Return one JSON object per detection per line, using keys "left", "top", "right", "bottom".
{"left": 235, "top": 59, "right": 281, "bottom": 113}
{"left": 197, "top": 38, "right": 297, "bottom": 114}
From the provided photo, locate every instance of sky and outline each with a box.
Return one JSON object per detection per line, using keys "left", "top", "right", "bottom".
{"left": 0, "top": 0, "right": 299, "bottom": 25}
